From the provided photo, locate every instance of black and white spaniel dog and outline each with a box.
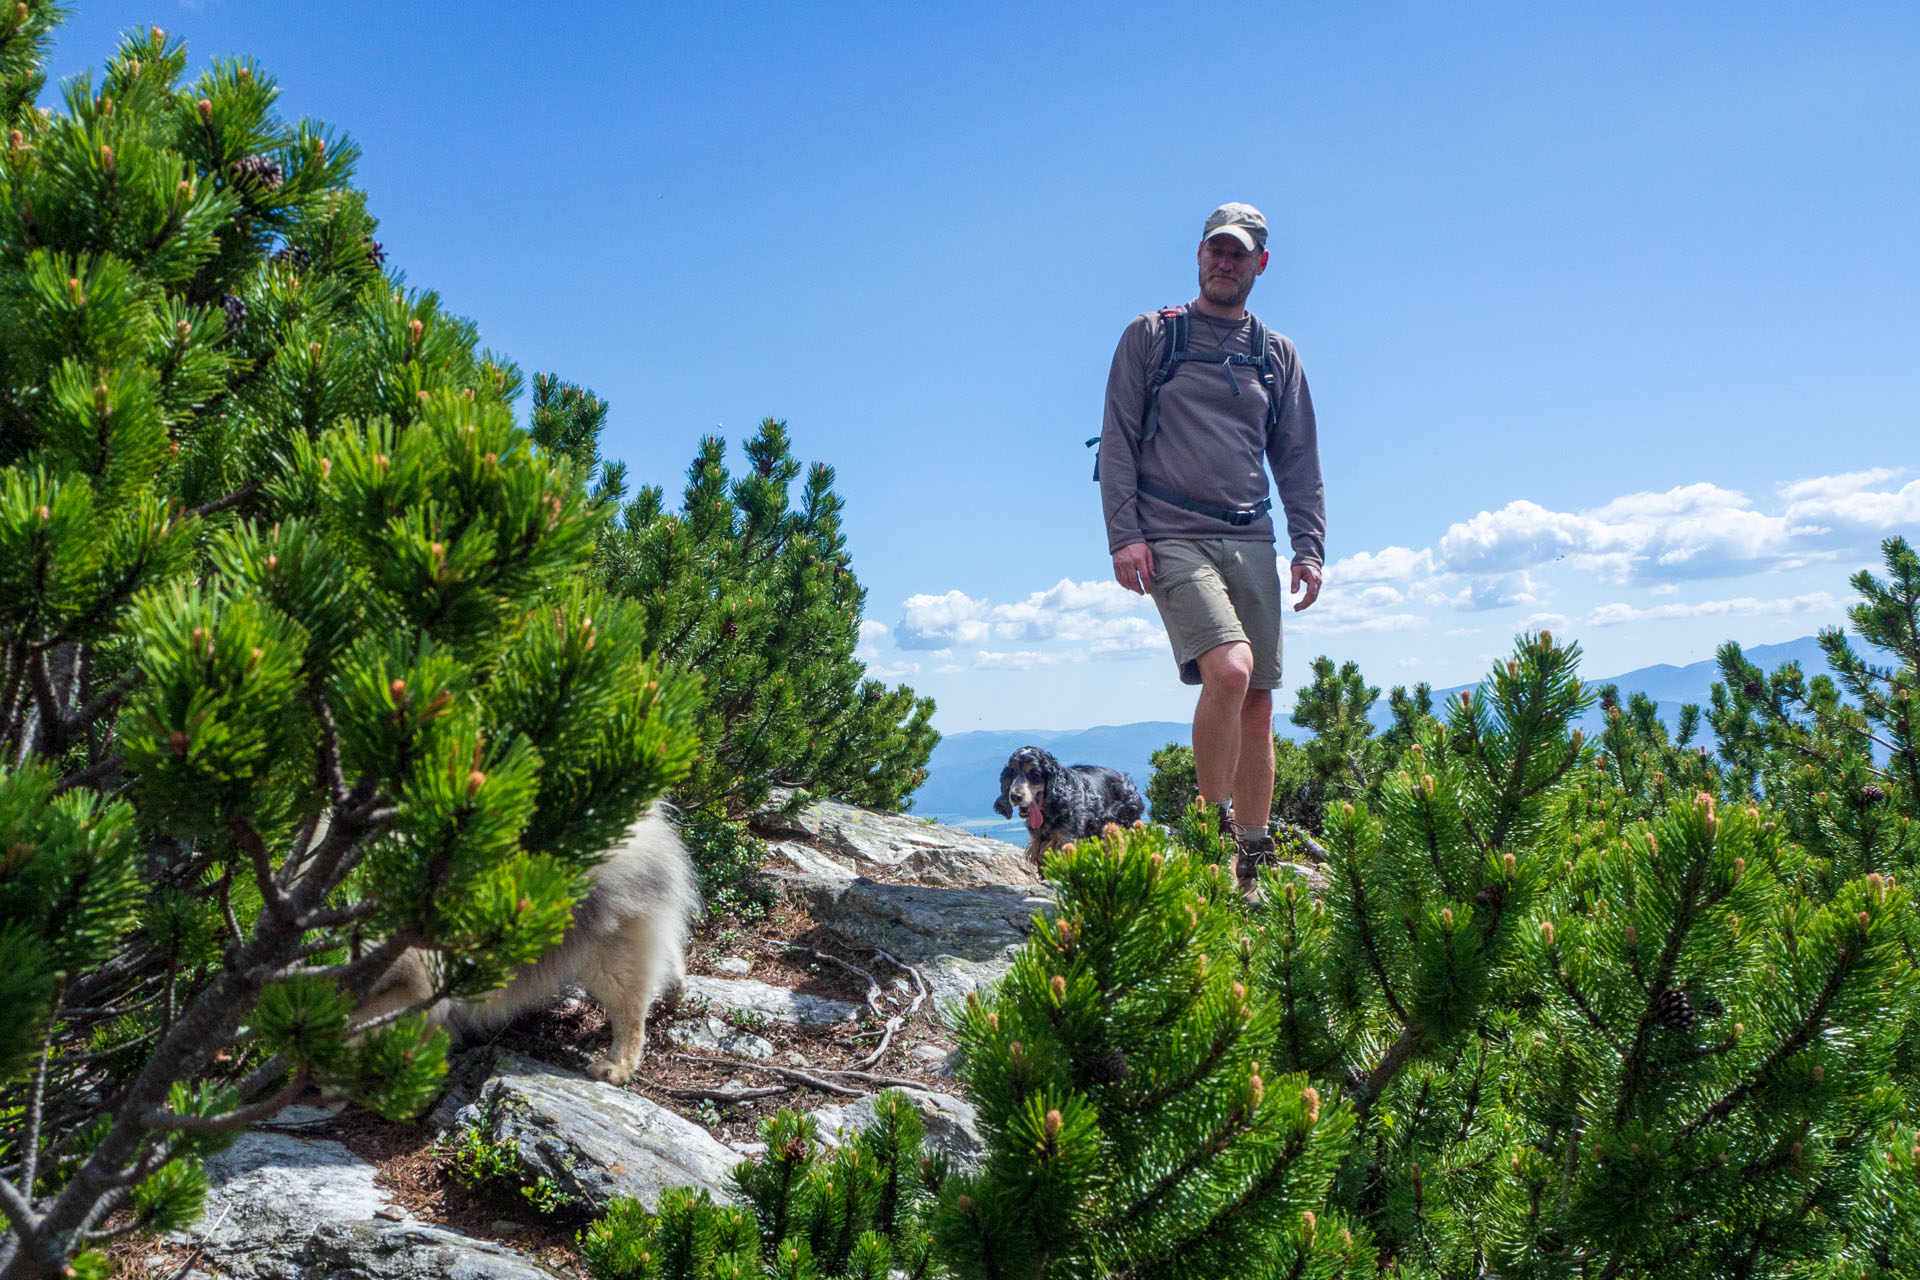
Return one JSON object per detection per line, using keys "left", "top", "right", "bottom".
{"left": 993, "top": 746, "right": 1146, "bottom": 870}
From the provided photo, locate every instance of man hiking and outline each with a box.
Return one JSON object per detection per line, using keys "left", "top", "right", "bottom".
{"left": 1096, "top": 201, "right": 1325, "bottom": 894}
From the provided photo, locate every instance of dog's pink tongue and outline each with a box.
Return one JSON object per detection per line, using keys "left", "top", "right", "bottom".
{"left": 1027, "top": 803, "right": 1043, "bottom": 830}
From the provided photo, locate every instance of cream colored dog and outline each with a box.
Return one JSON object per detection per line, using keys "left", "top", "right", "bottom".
{"left": 359, "top": 808, "right": 699, "bottom": 1085}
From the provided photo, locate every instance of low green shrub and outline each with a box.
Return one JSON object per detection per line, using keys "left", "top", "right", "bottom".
{"left": 682, "top": 813, "right": 776, "bottom": 923}
{"left": 580, "top": 1092, "right": 942, "bottom": 1280}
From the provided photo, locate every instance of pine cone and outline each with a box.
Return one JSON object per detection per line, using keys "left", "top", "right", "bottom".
{"left": 1086, "top": 1048, "right": 1128, "bottom": 1084}
{"left": 1861, "top": 784, "right": 1886, "bottom": 805}
{"left": 366, "top": 239, "right": 387, "bottom": 267}
{"left": 273, "top": 244, "right": 311, "bottom": 270}
{"left": 230, "top": 152, "right": 283, "bottom": 191}
{"left": 1653, "top": 988, "right": 1693, "bottom": 1031}
{"left": 721, "top": 618, "right": 738, "bottom": 640}
{"left": 220, "top": 292, "right": 246, "bottom": 330}
{"left": 1742, "top": 680, "right": 1763, "bottom": 699}
{"left": 1696, "top": 993, "right": 1725, "bottom": 1018}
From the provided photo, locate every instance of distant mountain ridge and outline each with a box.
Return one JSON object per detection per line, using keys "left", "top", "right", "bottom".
{"left": 914, "top": 635, "right": 1834, "bottom": 836}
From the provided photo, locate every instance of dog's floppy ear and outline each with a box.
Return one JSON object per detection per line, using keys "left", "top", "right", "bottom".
{"left": 993, "top": 762, "right": 1014, "bottom": 819}
{"left": 1038, "top": 751, "right": 1076, "bottom": 823}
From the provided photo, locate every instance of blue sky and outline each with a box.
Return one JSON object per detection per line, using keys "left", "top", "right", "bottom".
{"left": 47, "top": 2, "right": 1920, "bottom": 731}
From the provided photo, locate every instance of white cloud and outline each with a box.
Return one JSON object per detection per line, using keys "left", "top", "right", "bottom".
{"left": 1084, "top": 617, "right": 1166, "bottom": 654}
{"left": 970, "top": 649, "right": 1076, "bottom": 670}
{"left": 1330, "top": 545, "right": 1437, "bottom": 584}
{"left": 1777, "top": 468, "right": 1904, "bottom": 503}
{"left": 898, "top": 579, "right": 1155, "bottom": 649}
{"left": 1440, "top": 500, "right": 1594, "bottom": 572}
{"left": 1292, "top": 607, "right": 1429, "bottom": 637}
{"left": 1439, "top": 484, "right": 1793, "bottom": 585}
{"left": 858, "top": 619, "right": 889, "bottom": 639}
{"left": 898, "top": 590, "right": 992, "bottom": 648}
{"left": 1583, "top": 591, "right": 1842, "bottom": 627}
{"left": 1781, "top": 471, "right": 1920, "bottom": 532}
{"left": 1453, "top": 571, "right": 1544, "bottom": 611}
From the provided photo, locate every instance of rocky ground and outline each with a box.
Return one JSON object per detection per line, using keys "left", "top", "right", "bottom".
{"left": 123, "top": 797, "right": 1058, "bottom": 1280}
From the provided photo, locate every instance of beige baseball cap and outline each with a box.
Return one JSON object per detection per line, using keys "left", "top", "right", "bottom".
{"left": 1202, "top": 202, "right": 1267, "bottom": 252}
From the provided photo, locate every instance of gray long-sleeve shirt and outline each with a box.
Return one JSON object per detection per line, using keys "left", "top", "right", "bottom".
{"left": 1098, "top": 305, "right": 1325, "bottom": 567}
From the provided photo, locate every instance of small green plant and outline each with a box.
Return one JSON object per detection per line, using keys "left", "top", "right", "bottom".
{"left": 693, "top": 1099, "right": 723, "bottom": 1128}
{"left": 728, "top": 1008, "right": 774, "bottom": 1037}
{"left": 443, "top": 1108, "right": 580, "bottom": 1219}
{"left": 581, "top": 1092, "right": 943, "bottom": 1280}
{"left": 522, "top": 1176, "right": 580, "bottom": 1217}
{"left": 443, "top": 1120, "right": 522, "bottom": 1195}
{"left": 684, "top": 813, "right": 775, "bottom": 923}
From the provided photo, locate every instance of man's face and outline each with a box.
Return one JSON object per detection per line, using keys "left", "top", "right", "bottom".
{"left": 1197, "top": 234, "right": 1268, "bottom": 309}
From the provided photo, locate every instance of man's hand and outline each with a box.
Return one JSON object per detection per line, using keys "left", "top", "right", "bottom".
{"left": 1290, "top": 561, "right": 1321, "bottom": 612}
{"left": 1113, "top": 543, "right": 1155, "bottom": 595}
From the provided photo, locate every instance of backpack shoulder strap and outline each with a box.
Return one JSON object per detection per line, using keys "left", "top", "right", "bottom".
{"left": 1142, "top": 306, "right": 1187, "bottom": 443}
{"left": 1245, "top": 312, "right": 1281, "bottom": 434}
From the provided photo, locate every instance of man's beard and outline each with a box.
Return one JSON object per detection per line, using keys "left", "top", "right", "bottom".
{"left": 1199, "top": 268, "right": 1254, "bottom": 309}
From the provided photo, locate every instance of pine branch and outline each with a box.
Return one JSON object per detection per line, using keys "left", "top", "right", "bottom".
{"left": 227, "top": 814, "right": 293, "bottom": 922}
{"left": 1547, "top": 947, "right": 1625, "bottom": 1052}
{"left": 1352, "top": 1025, "right": 1425, "bottom": 1126}
{"left": 52, "top": 753, "right": 125, "bottom": 797}
{"left": 14, "top": 1029, "right": 54, "bottom": 1209}
{"left": 1107, "top": 1127, "right": 1310, "bottom": 1280}
{"left": 1121, "top": 1100, "right": 1256, "bottom": 1228}
{"left": 140, "top": 1071, "right": 309, "bottom": 1133}
{"left": 1338, "top": 835, "right": 1409, "bottom": 1026}
{"left": 1681, "top": 960, "right": 1850, "bottom": 1139}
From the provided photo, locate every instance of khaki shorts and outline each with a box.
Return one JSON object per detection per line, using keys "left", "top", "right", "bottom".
{"left": 1147, "top": 539, "right": 1284, "bottom": 689}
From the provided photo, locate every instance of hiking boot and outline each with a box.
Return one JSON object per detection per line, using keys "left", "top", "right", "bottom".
{"left": 1235, "top": 829, "right": 1278, "bottom": 900}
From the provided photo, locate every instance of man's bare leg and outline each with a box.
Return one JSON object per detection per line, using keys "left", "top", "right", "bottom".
{"left": 1232, "top": 687, "right": 1275, "bottom": 835}
{"left": 1192, "top": 642, "right": 1255, "bottom": 813}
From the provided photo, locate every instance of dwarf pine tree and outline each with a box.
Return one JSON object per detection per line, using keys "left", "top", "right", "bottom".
{"left": 0, "top": 23, "right": 695, "bottom": 1278}
{"left": 1709, "top": 535, "right": 1918, "bottom": 882}
{"left": 936, "top": 821, "right": 1370, "bottom": 1280}
{"left": 596, "top": 420, "right": 937, "bottom": 818}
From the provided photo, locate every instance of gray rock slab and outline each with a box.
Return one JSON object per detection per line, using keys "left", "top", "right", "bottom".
{"left": 455, "top": 1052, "right": 739, "bottom": 1212}
{"left": 713, "top": 956, "right": 753, "bottom": 976}
{"left": 272, "top": 1221, "right": 571, "bottom": 1280}
{"left": 910, "top": 1043, "right": 960, "bottom": 1077}
{"left": 754, "top": 793, "right": 1037, "bottom": 888}
{"left": 681, "top": 974, "right": 862, "bottom": 1028}
{"left": 777, "top": 874, "right": 1053, "bottom": 1011}
{"left": 809, "top": 1086, "right": 986, "bottom": 1175}
{"left": 769, "top": 839, "right": 858, "bottom": 881}
{"left": 177, "top": 1130, "right": 564, "bottom": 1280}
{"left": 669, "top": 1014, "right": 776, "bottom": 1059}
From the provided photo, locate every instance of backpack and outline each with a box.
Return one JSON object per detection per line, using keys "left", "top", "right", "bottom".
{"left": 1087, "top": 306, "right": 1279, "bottom": 527}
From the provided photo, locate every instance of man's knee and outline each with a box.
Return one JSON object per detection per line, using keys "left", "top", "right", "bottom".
{"left": 1196, "top": 641, "right": 1255, "bottom": 696}
{"left": 1240, "top": 687, "right": 1272, "bottom": 721}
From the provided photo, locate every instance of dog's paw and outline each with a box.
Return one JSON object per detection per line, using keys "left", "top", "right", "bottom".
{"left": 586, "top": 1057, "right": 633, "bottom": 1086}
